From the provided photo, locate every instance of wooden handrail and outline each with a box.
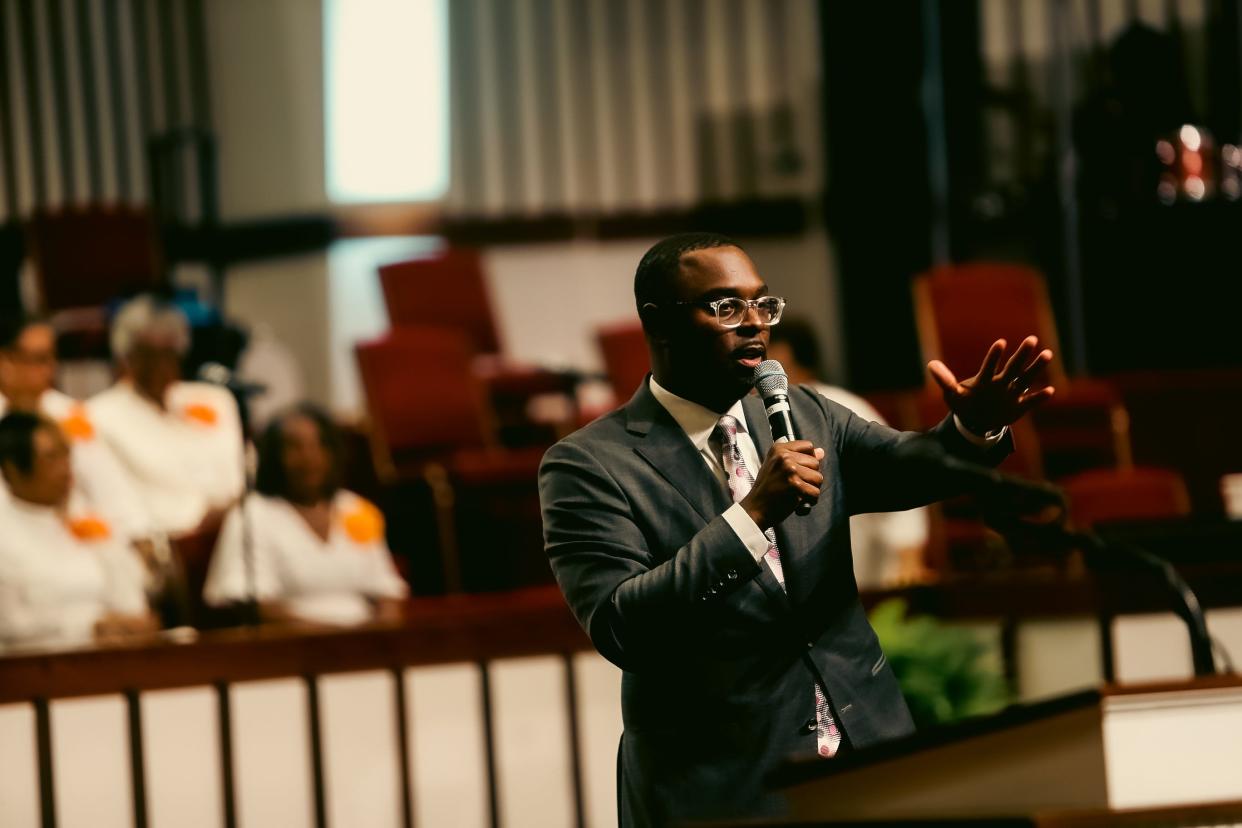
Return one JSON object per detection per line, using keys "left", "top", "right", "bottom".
{"left": 4, "top": 562, "right": 1242, "bottom": 704}
{"left": 0, "top": 586, "right": 590, "bottom": 703}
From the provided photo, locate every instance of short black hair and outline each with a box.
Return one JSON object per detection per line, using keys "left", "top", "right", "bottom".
{"left": 0, "top": 314, "right": 51, "bottom": 351}
{"left": 633, "top": 232, "right": 742, "bottom": 314}
{"left": 767, "top": 315, "right": 825, "bottom": 380}
{"left": 0, "top": 411, "right": 46, "bottom": 477}
{"left": 254, "top": 403, "right": 345, "bottom": 500}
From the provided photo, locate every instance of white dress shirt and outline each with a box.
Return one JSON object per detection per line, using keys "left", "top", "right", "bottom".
{"left": 87, "top": 381, "right": 246, "bottom": 536}
{"left": 647, "top": 377, "right": 1006, "bottom": 566}
{"left": 0, "top": 498, "right": 148, "bottom": 653}
{"left": 648, "top": 378, "right": 776, "bottom": 563}
{"left": 203, "top": 490, "right": 409, "bottom": 626}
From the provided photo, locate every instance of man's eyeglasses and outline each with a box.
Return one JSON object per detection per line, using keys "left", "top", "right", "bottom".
{"left": 673, "top": 296, "right": 786, "bottom": 329}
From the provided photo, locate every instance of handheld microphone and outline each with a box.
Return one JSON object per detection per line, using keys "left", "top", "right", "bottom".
{"left": 753, "top": 359, "right": 812, "bottom": 516}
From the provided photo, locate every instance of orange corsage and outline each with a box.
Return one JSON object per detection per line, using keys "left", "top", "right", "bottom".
{"left": 182, "top": 402, "right": 219, "bottom": 427}
{"left": 341, "top": 499, "right": 385, "bottom": 546}
{"left": 67, "top": 515, "right": 112, "bottom": 542}
{"left": 59, "top": 405, "right": 96, "bottom": 442}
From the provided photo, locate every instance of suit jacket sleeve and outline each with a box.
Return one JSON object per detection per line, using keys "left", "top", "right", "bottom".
{"left": 539, "top": 439, "right": 763, "bottom": 672}
{"left": 806, "top": 388, "right": 1014, "bottom": 516}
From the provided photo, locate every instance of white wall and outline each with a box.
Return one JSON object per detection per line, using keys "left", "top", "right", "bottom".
{"left": 205, "top": 0, "right": 329, "bottom": 220}
{"left": 201, "top": 0, "right": 847, "bottom": 416}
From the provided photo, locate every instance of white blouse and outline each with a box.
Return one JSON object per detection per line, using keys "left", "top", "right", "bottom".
{"left": 0, "top": 389, "right": 153, "bottom": 541}
{"left": 203, "top": 491, "right": 408, "bottom": 626}
{"left": 87, "top": 381, "right": 246, "bottom": 536}
{"left": 0, "top": 499, "right": 148, "bottom": 653}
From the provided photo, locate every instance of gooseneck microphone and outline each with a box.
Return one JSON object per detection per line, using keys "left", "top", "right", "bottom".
{"left": 753, "top": 359, "right": 812, "bottom": 516}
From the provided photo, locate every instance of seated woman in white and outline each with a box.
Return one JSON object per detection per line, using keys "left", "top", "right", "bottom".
{"left": 87, "top": 296, "right": 245, "bottom": 537}
{"left": 204, "top": 404, "right": 408, "bottom": 626}
{"left": 0, "top": 412, "right": 155, "bottom": 653}
{"left": 0, "top": 314, "right": 152, "bottom": 543}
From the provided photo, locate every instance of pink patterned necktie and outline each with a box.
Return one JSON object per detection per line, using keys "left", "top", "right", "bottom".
{"left": 715, "top": 414, "right": 841, "bottom": 759}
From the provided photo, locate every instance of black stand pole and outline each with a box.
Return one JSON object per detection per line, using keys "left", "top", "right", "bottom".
{"left": 983, "top": 506, "right": 1218, "bottom": 678}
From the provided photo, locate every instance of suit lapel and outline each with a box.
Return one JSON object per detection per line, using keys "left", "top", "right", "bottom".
{"left": 627, "top": 381, "right": 731, "bottom": 525}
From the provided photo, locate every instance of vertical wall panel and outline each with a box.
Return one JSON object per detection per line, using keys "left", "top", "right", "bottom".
{"left": 586, "top": 0, "right": 618, "bottom": 212}
{"left": 0, "top": 0, "right": 20, "bottom": 220}
{"left": 565, "top": 0, "right": 600, "bottom": 211}
{"left": 142, "top": 687, "right": 223, "bottom": 828}
{"left": 46, "top": 0, "right": 79, "bottom": 203}
{"left": 319, "top": 671, "right": 404, "bottom": 828}
{"left": 473, "top": 0, "right": 505, "bottom": 216}
{"left": 1015, "top": 618, "right": 1103, "bottom": 701}
{"left": 0, "top": 0, "right": 207, "bottom": 220}
{"left": 71, "top": 0, "right": 102, "bottom": 201}
{"left": 50, "top": 695, "right": 133, "bottom": 828}
{"left": 627, "top": 0, "right": 658, "bottom": 210}
{"left": 406, "top": 664, "right": 490, "bottom": 828}
{"left": 574, "top": 651, "right": 623, "bottom": 828}
{"left": 1206, "top": 607, "right": 1242, "bottom": 673}
{"left": 107, "top": 0, "right": 137, "bottom": 201}
{"left": 0, "top": 703, "right": 39, "bottom": 828}
{"left": 663, "top": 0, "right": 696, "bottom": 208}
{"left": 1113, "top": 613, "right": 1195, "bottom": 684}
{"left": 530, "top": 0, "right": 564, "bottom": 211}
{"left": 491, "top": 655, "right": 575, "bottom": 828}
{"left": 231, "top": 678, "right": 315, "bottom": 828}
{"left": 513, "top": 0, "right": 544, "bottom": 214}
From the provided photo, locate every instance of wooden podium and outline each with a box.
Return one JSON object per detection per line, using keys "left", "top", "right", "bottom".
{"left": 766, "top": 676, "right": 1242, "bottom": 825}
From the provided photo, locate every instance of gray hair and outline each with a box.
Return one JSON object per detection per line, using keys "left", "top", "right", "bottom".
{"left": 110, "top": 295, "right": 191, "bottom": 360}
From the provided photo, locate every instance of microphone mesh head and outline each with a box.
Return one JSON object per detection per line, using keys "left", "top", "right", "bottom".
{"left": 753, "top": 359, "right": 789, "bottom": 397}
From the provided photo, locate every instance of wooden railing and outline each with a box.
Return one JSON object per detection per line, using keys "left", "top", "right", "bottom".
{"left": 4, "top": 558, "right": 1242, "bottom": 828}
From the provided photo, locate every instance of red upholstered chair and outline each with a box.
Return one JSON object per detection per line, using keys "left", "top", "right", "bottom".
{"left": 913, "top": 262, "right": 1133, "bottom": 477}
{"left": 380, "top": 248, "right": 500, "bottom": 353}
{"left": 596, "top": 319, "right": 649, "bottom": 403}
{"left": 23, "top": 206, "right": 164, "bottom": 359}
{"left": 355, "top": 327, "right": 549, "bottom": 594}
{"left": 1062, "top": 467, "right": 1192, "bottom": 528}
{"left": 378, "top": 249, "right": 577, "bottom": 445}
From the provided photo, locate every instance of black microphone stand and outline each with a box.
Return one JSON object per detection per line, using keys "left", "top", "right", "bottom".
{"left": 981, "top": 494, "right": 1219, "bottom": 678}
{"left": 200, "top": 362, "right": 263, "bottom": 627}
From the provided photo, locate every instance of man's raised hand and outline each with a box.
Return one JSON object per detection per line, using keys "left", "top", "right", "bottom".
{"left": 927, "top": 335, "right": 1056, "bottom": 435}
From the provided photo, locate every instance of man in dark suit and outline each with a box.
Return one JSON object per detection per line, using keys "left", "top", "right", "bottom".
{"left": 539, "top": 233, "right": 1054, "bottom": 826}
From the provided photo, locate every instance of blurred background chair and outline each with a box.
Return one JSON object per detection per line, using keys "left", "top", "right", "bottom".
{"left": 378, "top": 249, "right": 578, "bottom": 446}
{"left": 355, "top": 326, "right": 549, "bottom": 595}
{"left": 1062, "top": 466, "right": 1192, "bottom": 528}
{"left": 595, "top": 319, "right": 648, "bottom": 404}
{"left": 913, "top": 261, "right": 1132, "bottom": 479}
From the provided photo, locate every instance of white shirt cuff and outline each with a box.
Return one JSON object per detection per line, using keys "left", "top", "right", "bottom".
{"left": 723, "top": 503, "right": 773, "bottom": 563}
{"left": 953, "top": 414, "right": 1007, "bottom": 448}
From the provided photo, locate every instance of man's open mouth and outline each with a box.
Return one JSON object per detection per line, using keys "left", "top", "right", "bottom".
{"left": 733, "top": 343, "right": 765, "bottom": 369}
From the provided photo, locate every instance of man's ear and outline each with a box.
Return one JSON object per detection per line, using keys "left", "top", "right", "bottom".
{"left": 639, "top": 302, "right": 669, "bottom": 343}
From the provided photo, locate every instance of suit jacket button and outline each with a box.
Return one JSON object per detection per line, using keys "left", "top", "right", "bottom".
{"left": 726, "top": 569, "right": 738, "bottom": 580}
{"left": 804, "top": 720, "right": 817, "bottom": 733}
{"left": 806, "top": 641, "right": 815, "bottom": 649}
